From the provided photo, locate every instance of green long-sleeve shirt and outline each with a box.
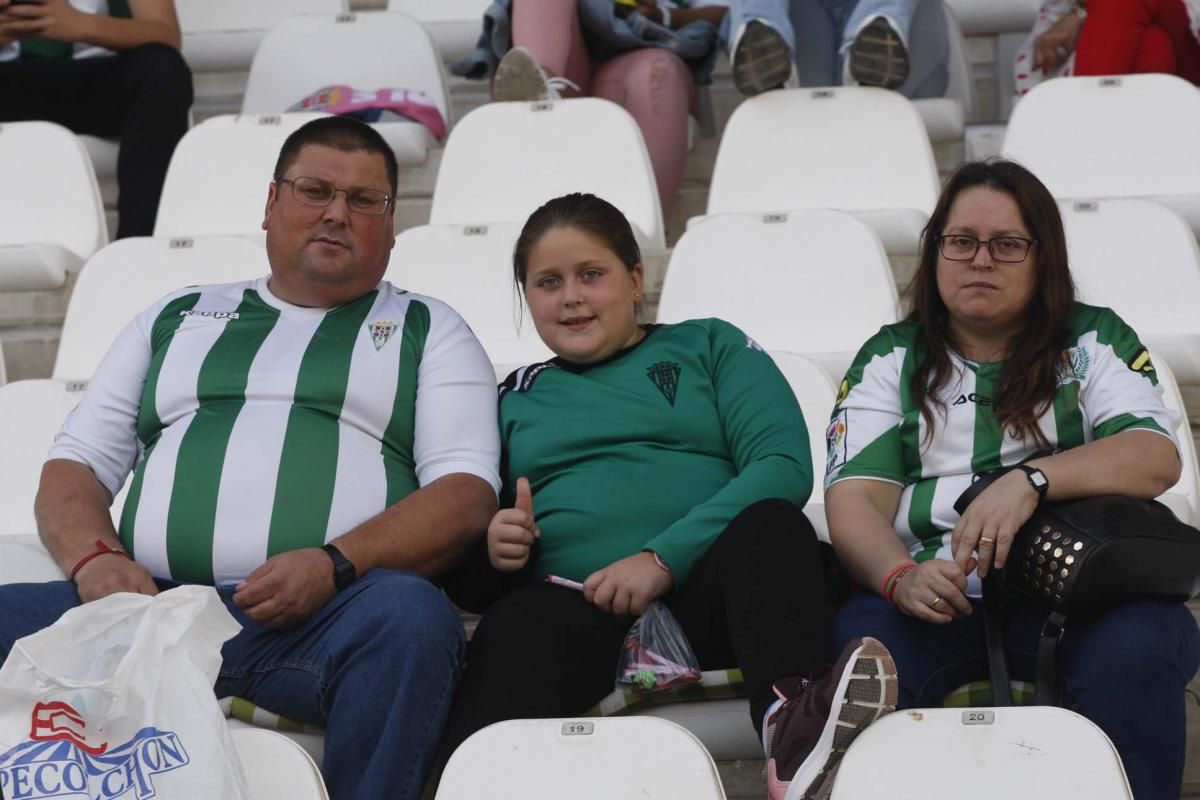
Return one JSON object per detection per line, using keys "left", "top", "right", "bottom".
{"left": 498, "top": 318, "right": 813, "bottom": 584}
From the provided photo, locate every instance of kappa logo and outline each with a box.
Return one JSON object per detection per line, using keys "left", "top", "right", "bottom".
{"left": 745, "top": 336, "right": 764, "bottom": 352}
{"left": 178, "top": 310, "right": 239, "bottom": 321}
{"left": 646, "top": 361, "right": 682, "bottom": 406}
{"left": 367, "top": 320, "right": 397, "bottom": 351}
{"left": 0, "top": 702, "right": 190, "bottom": 800}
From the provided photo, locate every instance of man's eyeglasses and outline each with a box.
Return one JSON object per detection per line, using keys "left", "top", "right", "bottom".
{"left": 937, "top": 234, "right": 1036, "bottom": 263}
{"left": 276, "top": 177, "right": 392, "bottom": 216}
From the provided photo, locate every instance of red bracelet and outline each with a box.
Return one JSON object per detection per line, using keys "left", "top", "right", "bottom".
{"left": 69, "top": 539, "right": 132, "bottom": 581}
{"left": 882, "top": 561, "right": 917, "bottom": 605}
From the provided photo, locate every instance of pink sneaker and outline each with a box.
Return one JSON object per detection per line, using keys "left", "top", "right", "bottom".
{"left": 764, "top": 637, "right": 898, "bottom": 800}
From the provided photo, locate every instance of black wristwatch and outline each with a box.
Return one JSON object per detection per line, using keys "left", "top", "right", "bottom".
{"left": 1016, "top": 464, "right": 1049, "bottom": 499}
{"left": 321, "top": 543, "right": 358, "bottom": 592}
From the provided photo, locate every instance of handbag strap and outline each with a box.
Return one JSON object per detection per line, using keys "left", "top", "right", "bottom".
{"left": 982, "top": 571, "right": 1014, "bottom": 707}
{"left": 1034, "top": 612, "right": 1066, "bottom": 706}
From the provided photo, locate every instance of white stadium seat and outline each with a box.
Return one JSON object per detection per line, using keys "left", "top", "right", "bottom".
{"left": 429, "top": 98, "right": 666, "bottom": 255}
{"left": 704, "top": 87, "right": 940, "bottom": 256}
{"left": 1060, "top": 198, "right": 1200, "bottom": 385}
{"left": 387, "top": 0, "right": 488, "bottom": 64}
{"left": 0, "top": 121, "right": 107, "bottom": 292}
{"left": 0, "top": 380, "right": 88, "bottom": 539}
{"left": 658, "top": 210, "right": 900, "bottom": 380}
{"left": 242, "top": 12, "right": 449, "bottom": 166}
{"left": 941, "top": 0, "right": 1038, "bottom": 35}
{"left": 0, "top": 536, "right": 65, "bottom": 583}
{"left": 769, "top": 352, "right": 838, "bottom": 542}
{"left": 78, "top": 134, "right": 120, "bottom": 183}
{"left": 436, "top": 717, "right": 726, "bottom": 800}
{"left": 54, "top": 236, "right": 270, "bottom": 383}
{"left": 386, "top": 222, "right": 552, "bottom": 366}
{"left": 175, "top": 0, "right": 348, "bottom": 72}
{"left": 1003, "top": 74, "right": 1200, "bottom": 236}
{"left": 230, "top": 728, "right": 330, "bottom": 800}
{"left": 154, "top": 113, "right": 327, "bottom": 238}
{"left": 830, "top": 707, "right": 1130, "bottom": 799}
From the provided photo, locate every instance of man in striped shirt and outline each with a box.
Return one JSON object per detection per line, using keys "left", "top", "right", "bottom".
{"left": 0, "top": 117, "right": 501, "bottom": 799}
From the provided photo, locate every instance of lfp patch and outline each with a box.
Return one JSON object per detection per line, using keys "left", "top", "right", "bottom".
{"left": 0, "top": 702, "right": 189, "bottom": 800}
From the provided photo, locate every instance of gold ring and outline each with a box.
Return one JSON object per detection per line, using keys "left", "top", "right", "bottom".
{"left": 931, "top": 596, "right": 942, "bottom": 608}
{"left": 979, "top": 537, "right": 995, "bottom": 545}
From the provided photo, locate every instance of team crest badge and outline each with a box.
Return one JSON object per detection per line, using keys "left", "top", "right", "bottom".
{"left": 1056, "top": 347, "right": 1091, "bottom": 385}
{"left": 646, "top": 361, "right": 682, "bottom": 406}
{"left": 368, "top": 320, "right": 397, "bottom": 351}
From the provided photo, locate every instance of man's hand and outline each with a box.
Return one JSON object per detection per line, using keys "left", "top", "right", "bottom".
{"left": 583, "top": 552, "right": 674, "bottom": 617}
{"left": 952, "top": 469, "right": 1039, "bottom": 578}
{"left": 891, "top": 559, "right": 972, "bottom": 624}
{"left": 73, "top": 556, "right": 158, "bottom": 604}
{"left": 0, "top": 0, "right": 91, "bottom": 44}
{"left": 233, "top": 549, "right": 337, "bottom": 630}
{"left": 487, "top": 477, "right": 539, "bottom": 571}
{"left": 1033, "top": 10, "right": 1083, "bottom": 72}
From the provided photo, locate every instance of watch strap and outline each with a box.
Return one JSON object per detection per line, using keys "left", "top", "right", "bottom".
{"left": 321, "top": 543, "right": 358, "bottom": 591}
{"left": 1016, "top": 464, "right": 1049, "bottom": 498}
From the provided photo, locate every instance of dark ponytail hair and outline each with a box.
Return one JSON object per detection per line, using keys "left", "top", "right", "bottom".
{"left": 512, "top": 193, "right": 642, "bottom": 291}
{"left": 909, "top": 160, "right": 1075, "bottom": 447}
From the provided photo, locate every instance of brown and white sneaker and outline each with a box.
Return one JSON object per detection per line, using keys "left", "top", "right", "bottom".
{"left": 731, "top": 19, "right": 794, "bottom": 97}
{"left": 763, "top": 637, "right": 898, "bottom": 800}
{"left": 493, "top": 46, "right": 578, "bottom": 102}
{"left": 847, "top": 15, "right": 910, "bottom": 90}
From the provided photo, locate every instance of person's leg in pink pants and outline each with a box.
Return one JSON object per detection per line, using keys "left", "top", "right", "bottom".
{"left": 592, "top": 48, "right": 695, "bottom": 219}
{"left": 502, "top": 0, "right": 592, "bottom": 97}
{"left": 1074, "top": 0, "right": 1200, "bottom": 85}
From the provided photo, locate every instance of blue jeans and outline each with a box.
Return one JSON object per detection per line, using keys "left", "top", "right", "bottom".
{"left": 720, "top": 0, "right": 797, "bottom": 57}
{"left": 0, "top": 570, "right": 466, "bottom": 800}
{"left": 790, "top": 0, "right": 949, "bottom": 98}
{"left": 835, "top": 592, "right": 1200, "bottom": 800}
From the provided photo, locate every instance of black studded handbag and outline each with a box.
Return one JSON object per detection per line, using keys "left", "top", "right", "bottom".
{"left": 954, "top": 470, "right": 1200, "bottom": 705}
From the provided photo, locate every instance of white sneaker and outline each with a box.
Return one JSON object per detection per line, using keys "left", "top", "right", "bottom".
{"left": 730, "top": 19, "right": 794, "bottom": 97}
{"left": 493, "top": 46, "right": 579, "bottom": 102}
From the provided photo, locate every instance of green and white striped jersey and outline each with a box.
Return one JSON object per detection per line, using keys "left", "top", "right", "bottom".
{"left": 51, "top": 277, "right": 500, "bottom": 586}
{"left": 825, "top": 303, "right": 1177, "bottom": 595}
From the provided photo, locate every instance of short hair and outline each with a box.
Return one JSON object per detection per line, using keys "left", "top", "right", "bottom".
{"left": 512, "top": 193, "right": 642, "bottom": 289}
{"left": 272, "top": 116, "right": 399, "bottom": 196}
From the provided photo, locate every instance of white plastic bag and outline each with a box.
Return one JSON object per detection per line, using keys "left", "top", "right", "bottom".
{"left": 0, "top": 585, "right": 250, "bottom": 800}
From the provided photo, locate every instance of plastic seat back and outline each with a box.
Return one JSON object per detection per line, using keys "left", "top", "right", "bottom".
{"left": 386, "top": 0, "right": 489, "bottom": 62}
{"left": 430, "top": 98, "right": 665, "bottom": 252}
{"left": 54, "top": 236, "right": 270, "bottom": 382}
{"left": 176, "top": 0, "right": 347, "bottom": 71}
{"left": 1148, "top": 355, "right": 1200, "bottom": 526}
{"left": 242, "top": 11, "right": 449, "bottom": 129}
{"left": 0, "top": 121, "right": 106, "bottom": 291}
{"left": 154, "top": 113, "right": 326, "bottom": 238}
{"left": 436, "top": 717, "right": 726, "bottom": 800}
{"left": 705, "top": 88, "right": 939, "bottom": 255}
{"left": 658, "top": 210, "right": 899, "bottom": 380}
{"left": 1061, "top": 198, "right": 1200, "bottom": 385}
{"left": 768, "top": 352, "right": 837, "bottom": 541}
{"left": 230, "top": 729, "right": 329, "bottom": 800}
{"left": 1003, "top": 75, "right": 1200, "bottom": 208}
{"left": 386, "top": 222, "right": 552, "bottom": 366}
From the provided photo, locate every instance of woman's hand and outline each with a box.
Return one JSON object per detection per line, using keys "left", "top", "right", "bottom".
{"left": 952, "top": 470, "right": 1039, "bottom": 578}
{"left": 892, "top": 559, "right": 973, "bottom": 623}
{"left": 583, "top": 551, "right": 674, "bottom": 616}
{"left": 1033, "top": 10, "right": 1083, "bottom": 72}
{"left": 487, "top": 477, "right": 539, "bottom": 572}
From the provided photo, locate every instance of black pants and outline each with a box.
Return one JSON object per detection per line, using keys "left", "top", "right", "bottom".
{"left": 0, "top": 43, "right": 192, "bottom": 238}
{"left": 438, "top": 499, "right": 833, "bottom": 765}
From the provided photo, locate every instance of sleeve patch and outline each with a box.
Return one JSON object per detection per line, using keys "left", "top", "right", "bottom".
{"left": 825, "top": 410, "right": 848, "bottom": 476}
{"left": 1127, "top": 349, "right": 1156, "bottom": 376}
{"left": 836, "top": 378, "right": 850, "bottom": 405}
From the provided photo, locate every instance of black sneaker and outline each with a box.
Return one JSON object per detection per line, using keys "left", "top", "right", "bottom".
{"left": 731, "top": 19, "right": 793, "bottom": 97}
{"left": 763, "top": 637, "right": 898, "bottom": 800}
{"left": 848, "top": 16, "right": 910, "bottom": 90}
